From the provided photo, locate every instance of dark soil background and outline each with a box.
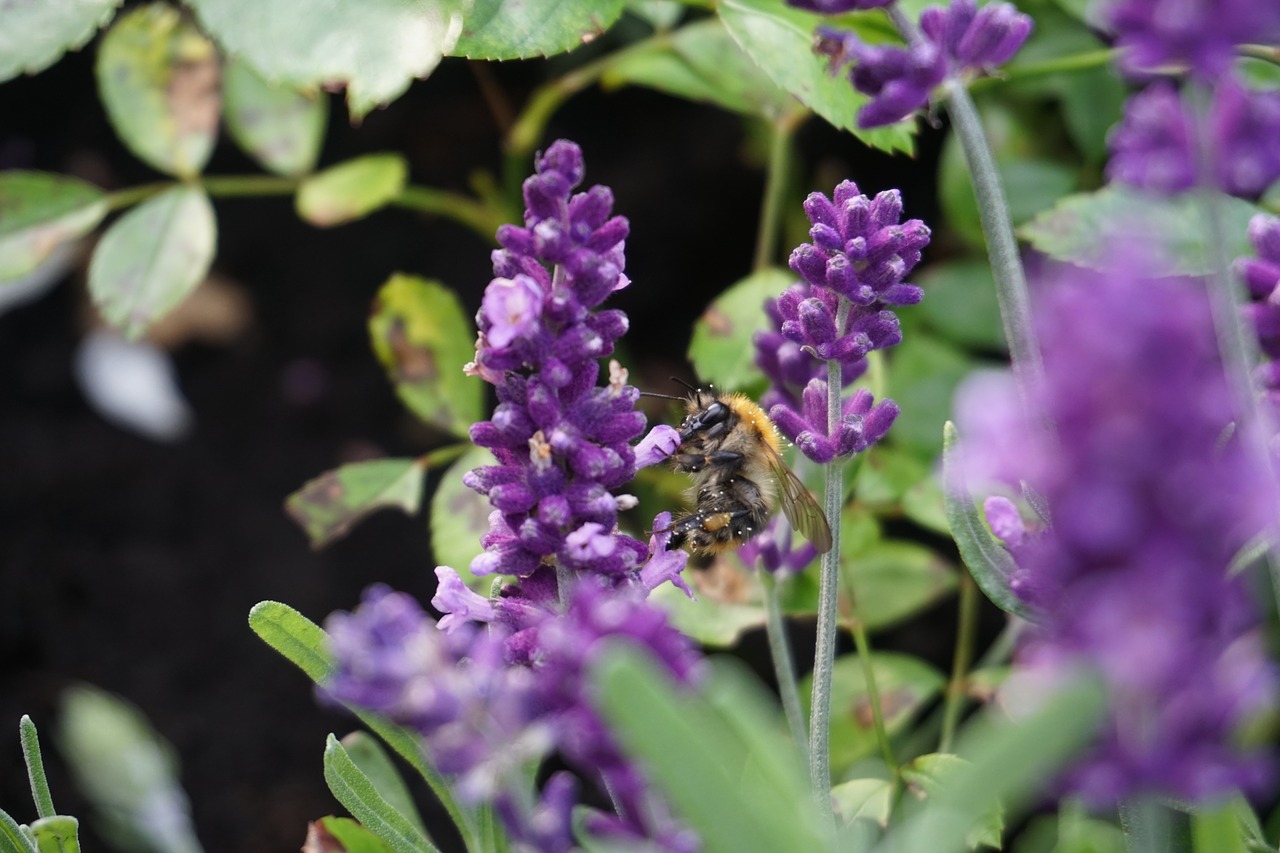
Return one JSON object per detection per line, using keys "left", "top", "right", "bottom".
{"left": 0, "top": 26, "right": 947, "bottom": 853}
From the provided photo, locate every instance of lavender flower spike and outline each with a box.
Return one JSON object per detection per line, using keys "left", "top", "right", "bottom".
{"left": 958, "top": 253, "right": 1278, "bottom": 804}
{"left": 788, "top": 0, "right": 893, "bottom": 10}
{"left": 1100, "top": 0, "right": 1280, "bottom": 79}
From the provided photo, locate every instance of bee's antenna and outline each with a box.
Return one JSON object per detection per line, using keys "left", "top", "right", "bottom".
{"left": 639, "top": 390, "right": 684, "bottom": 401}
{"left": 670, "top": 376, "right": 700, "bottom": 395}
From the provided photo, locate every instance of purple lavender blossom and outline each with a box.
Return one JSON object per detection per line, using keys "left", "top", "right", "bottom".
{"left": 1100, "top": 0, "right": 1280, "bottom": 79}
{"left": 957, "top": 256, "right": 1278, "bottom": 804}
{"left": 1109, "top": 78, "right": 1280, "bottom": 197}
{"left": 814, "top": 0, "right": 1032, "bottom": 128}
{"left": 756, "top": 181, "right": 924, "bottom": 463}
{"left": 1237, "top": 214, "right": 1280, "bottom": 415}
{"left": 788, "top": 0, "right": 893, "bottom": 11}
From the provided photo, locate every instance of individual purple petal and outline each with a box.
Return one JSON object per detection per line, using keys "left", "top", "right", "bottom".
{"left": 634, "top": 424, "right": 680, "bottom": 468}
{"left": 1107, "top": 83, "right": 1197, "bottom": 193}
{"left": 433, "top": 567, "right": 497, "bottom": 631}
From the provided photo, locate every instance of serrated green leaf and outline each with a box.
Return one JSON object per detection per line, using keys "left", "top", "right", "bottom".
{"left": 832, "top": 777, "right": 894, "bottom": 828}
{"left": 801, "top": 652, "right": 945, "bottom": 776}
{"left": 370, "top": 273, "right": 482, "bottom": 436}
{"left": 28, "top": 817, "right": 80, "bottom": 853}
{"left": 688, "top": 267, "right": 790, "bottom": 390}
{"left": 429, "top": 445, "right": 497, "bottom": 589}
{"left": 95, "top": 4, "right": 219, "bottom": 178}
{"left": 324, "top": 736, "right": 439, "bottom": 853}
{"left": 316, "top": 816, "right": 398, "bottom": 853}
{"left": 452, "top": 0, "right": 625, "bottom": 60}
{"left": 56, "top": 686, "right": 200, "bottom": 853}
{"left": 88, "top": 184, "right": 217, "bottom": 340}
{"left": 942, "top": 421, "right": 1037, "bottom": 622}
{"left": 0, "top": 0, "right": 120, "bottom": 81}
{"left": 718, "top": 0, "right": 914, "bottom": 153}
{"left": 188, "top": 0, "right": 465, "bottom": 120}
{"left": 339, "top": 733, "right": 428, "bottom": 838}
{"left": 285, "top": 457, "right": 426, "bottom": 549}
{"left": 884, "top": 331, "right": 977, "bottom": 457}
{"left": 901, "top": 754, "right": 1004, "bottom": 850}
{"left": 602, "top": 18, "right": 796, "bottom": 120}
{"left": 1019, "top": 186, "right": 1264, "bottom": 277}
{"left": 222, "top": 57, "right": 328, "bottom": 177}
{"left": 840, "top": 539, "right": 958, "bottom": 632}
{"left": 592, "top": 649, "right": 832, "bottom": 853}
{"left": 297, "top": 154, "right": 408, "bottom": 227}
{"left": 915, "top": 260, "right": 1007, "bottom": 352}
{"left": 0, "top": 172, "right": 107, "bottom": 282}
{"left": 0, "top": 810, "right": 35, "bottom": 853}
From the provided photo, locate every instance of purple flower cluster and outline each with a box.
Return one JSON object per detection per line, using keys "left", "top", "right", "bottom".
{"left": 1100, "top": 0, "right": 1280, "bottom": 79}
{"left": 754, "top": 181, "right": 925, "bottom": 465}
{"left": 1238, "top": 214, "right": 1280, "bottom": 416}
{"left": 800, "top": 0, "right": 1032, "bottom": 127}
{"left": 957, "top": 256, "right": 1277, "bottom": 804}
{"left": 324, "top": 142, "right": 702, "bottom": 850}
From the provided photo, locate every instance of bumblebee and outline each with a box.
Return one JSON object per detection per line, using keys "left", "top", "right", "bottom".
{"left": 666, "top": 383, "right": 832, "bottom": 555}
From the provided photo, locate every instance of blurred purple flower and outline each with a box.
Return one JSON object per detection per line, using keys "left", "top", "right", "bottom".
{"left": 815, "top": 0, "right": 1032, "bottom": 127}
{"left": 788, "top": 0, "right": 893, "bottom": 11}
{"left": 738, "top": 516, "right": 820, "bottom": 574}
{"left": 1100, "top": 0, "right": 1280, "bottom": 79}
{"left": 1109, "top": 78, "right": 1280, "bottom": 197}
{"left": 958, "top": 256, "right": 1278, "bottom": 804}
{"left": 1238, "top": 213, "right": 1280, "bottom": 416}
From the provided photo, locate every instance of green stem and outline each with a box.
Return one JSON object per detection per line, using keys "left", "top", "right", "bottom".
{"left": 1118, "top": 797, "right": 1174, "bottom": 853}
{"left": 753, "top": 111, "right": 804, "bottom": 272}
{"left": 938, "top": 573, "right": 979, "bottom": 753}
{"left": 19, "top": 717, "right": 55, "bottom": 819}
{"left": 392, "top": 186, "right": 501, "bottom": 242}
{"left": 420, "top": 442, "right": 471, "bottom": 471}
{"left": 1239, "top": 43, "right": 1280, "bottom": 64}
{"left": 809, "top": 298, "right": 851, "bottom": 800}
{"left": 942, "top": 79, "right": 1044, "bottom": 399}
{"left": 760, "top": 570, "right": 808, "bottom": 761}
{"left": 968, "top": 48, "right": 1117, "bottom": 92}
{"left": 105, "top": 174, "right": 298, "bottom": 211}
{"left": 848, "top": 615, "right": 895, "bottom": 770}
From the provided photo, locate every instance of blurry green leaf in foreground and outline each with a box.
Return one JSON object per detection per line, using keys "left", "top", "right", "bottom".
{"left": 369, "top": 273, "right": 482, "bottom": 436}
{"left": 832, "top": 777, "right": 893, "bottom": 828}
{"left": 602, "top": 17, "right": 796, "bottom": 120}
{"left": 915, "top": 260, "right": 1006, "bottom": 352}
{"left": 1019, "top": 185, "right": 1262, "bottom": 277}
{"left": 0, "top": 172, "right": 107, "bottom": 283}
{"left": 56, "top": 685, "right": 203, "bottom": 853}
{"left": 430, "top": 445, "right": 498, "bottom": 590}
{"left": 338, "top": 732, "right": 428, "bottom": 838}
{"left": 222, "top": 57, "right": 328, "bottom": 177}
{"left": 801, "top": 652, "right": 945, "bottom": 776}
{"left": 0, "top": 0, "right": 120, "bottom": 82}
{"left": 901, "top": 753, "right": 1003, "bottom": 850}
{"left": 324, "top": 735, "right": 439, "bottom": 853}
{"left": 450, "top": 0, "right": 626, "bottom": 60}
{"left": 840, "top": 539, "right": 957, "bottom": 632}
{"left": 95, "top": 3, "right": 220, "bottom": 178}
{"left": 307, "top": 816, "right": 397, "bottom": 853}
{"left": 186, "top": 0, "right": 465, "bottom": 120}
{"left": 688, "top": 267, "right": 791, "bottom": 391}
{"left": 285, "top": 457, "right": 426, "bottom": 549}
{"left": 88, "top": 184, "right": 217, "bottom": 340}
{"left": 592, "top": 646, "right": 832, "bottom": 853}
{"left": 297, "top": 154, "right": 408, "bottom": 227}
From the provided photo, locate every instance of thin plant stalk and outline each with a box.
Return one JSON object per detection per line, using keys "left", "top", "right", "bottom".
{"left": 753, "top": 111, "right": 804, "bottom": 272}
{"left": 1118, "top": 796, "right": 1175, "bottom": 853}
{"left": 760, "top": 569, "right": 809, "bottom": 762}
{"left": 938, "top": 573, "right": 979, "bottom": 753}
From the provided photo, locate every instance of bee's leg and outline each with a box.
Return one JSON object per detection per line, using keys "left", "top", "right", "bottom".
{"left": 671, "top": 449, "right": 743, "bottom": 473}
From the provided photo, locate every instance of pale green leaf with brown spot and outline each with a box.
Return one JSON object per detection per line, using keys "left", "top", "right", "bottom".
{"left": 95, "top": 4, "right": 220, "bottom": 178}
{"left": 88, "top": 184, "right": 217, "bottom": 340}
{"left": 285, "top": 457, "right": 426, "bottom": 549}
{"left": 0, "top": 171, "right": 107, "bottom": 282}
{"left": 451, "top": 0, "right": 625, "bottom": 60}
{"left": 0, "top": 0, "right": 121, "bottom": 82}
{"left": 368, "top": 273, "right": 481, "bottom": 436}
{"left": 296, "top": 154, "right": 408, "bottom": 227}
{"left": 222, "top": 56, "right": 328, "bottom": 177}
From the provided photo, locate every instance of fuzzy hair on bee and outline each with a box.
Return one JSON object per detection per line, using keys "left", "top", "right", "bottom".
{"left": 664, "top": 383, "right": 832, "bottom": 555}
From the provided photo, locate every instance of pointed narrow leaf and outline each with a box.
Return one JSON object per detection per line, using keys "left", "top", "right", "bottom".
{"left": 222, "top": 57, "right": 328, "bottom": 177}
{"left": 339, "top": 733, "right": 428, "bottom": 838}
{"left": 296, "top": 154, "right": 407, "bottom": 227}
{"left": 96, "top": 4, "right": 219, "bottom": 177}
{"left": 0, "top": 809, "right": 36, "bottom": 853}
{"left": 324, "top": 735, "right": 439, "bottom": 853}
{"left": 0, "top": 172, "right": 107, "bottom": 282}
{"left": 19, "top": 717, "right": 56, "bottom": 819}
{"left": 688, "top": 267, "right": 791, "bottom": 391}
{"left": 942, "top": 421, "right": 1036, "bottom": 621}
{"left": 718, "top": 0, "right": 914, "bottom": 153}
{"left": 602, "top": 18, "right": 796, "bottom": 119}
{"left": 369, "top": 274, "right": 482, "bottom": 436}
{"left": 187, "top": 0, "right": 466, "bottom": 120}
{"left": 0, "top": 0, "right": 121, "bottom": 82}
{"left": 88, "top": 185, "right": 216, "bottom": 340}
{"left": 451, "top": 0, "right": 625, "bottom": 60}
{"left": 314, "top": 816, "right": 398, "bottom": 853}
{"left": 592, "top": 647, "right": 831, "bottom": 853}
{"left": 429, "top": 445, "right": 497, "bottom": 589}
{"left": 285, "top": 457, "right": 426, "bottom": 549}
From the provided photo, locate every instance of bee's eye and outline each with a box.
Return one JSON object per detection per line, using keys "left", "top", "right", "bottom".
{"left": 701, "top": 402, "right": 728, "bottom": 425}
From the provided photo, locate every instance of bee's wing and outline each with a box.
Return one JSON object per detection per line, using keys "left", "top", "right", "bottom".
{"left": 765, "top": 448, "right": 833, "bottom": 554}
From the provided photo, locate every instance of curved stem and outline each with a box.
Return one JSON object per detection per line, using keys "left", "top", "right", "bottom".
{"left": 938, "top": 572, "right": 979, "bottom": 753}
{"left": 809, "top": 298, "right": 851, "bottom": 801}
{"left": 847, "top": 612, "right": 895, "bottom": 769}
{"left": 968, "top": 49, "right": 1117, "bottom": 92}
{"left": 761, "top": 570, "right": 809, "bottom": 761}
{"left": 393, "top": 186, "right": 503, "bottom": 241}
{"left": 753, "top": 111, "right": 804, "bottom": 272}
